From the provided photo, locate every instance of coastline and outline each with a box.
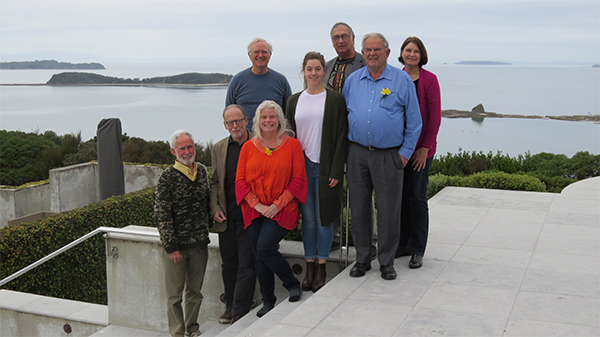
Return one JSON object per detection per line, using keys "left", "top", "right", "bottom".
{"left": 0, "top": 83, "right": 229, "bottom": 88}
{"left": 442, "top": 109, "right": 600, "bottom": 123}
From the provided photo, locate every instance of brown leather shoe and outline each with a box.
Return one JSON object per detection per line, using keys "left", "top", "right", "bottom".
{"left": 301, "top": 260, "right": 315, "bottom": 291}
{"left": 312, "top": 262, "right": 327, "bottom": 292}
{"left": 219, "top": 307, "right": 233, "bottom": 324}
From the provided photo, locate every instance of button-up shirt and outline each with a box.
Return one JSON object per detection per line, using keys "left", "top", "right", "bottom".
{"left": 343, "top": 64, "right": 422, "bottom": 160}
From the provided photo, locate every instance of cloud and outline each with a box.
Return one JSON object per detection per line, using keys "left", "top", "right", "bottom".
{"left": 1, "top": 0, "right": 598, "bottom": 64}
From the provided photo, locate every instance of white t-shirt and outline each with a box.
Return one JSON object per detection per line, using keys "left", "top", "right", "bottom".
{"left": 295, "top": 90, "right": 326, "bottom": 163}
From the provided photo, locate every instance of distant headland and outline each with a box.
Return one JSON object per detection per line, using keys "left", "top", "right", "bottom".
{"left": 46, "top": 72, "right": 232, "bottom": 86}
{"left": 455, "top": 61, "right": 511, "bottom": 65}
{"left": 0, "top": 60, "right": 105, "bottom": 70}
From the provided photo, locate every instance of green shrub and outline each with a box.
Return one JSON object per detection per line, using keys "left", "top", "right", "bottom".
{"left": 0, "top": 130, "right": 56, "bottom": 185}
{"left": 0, "top": 187, "right": 156, "bottom": 305}
{"left": 460, "top": 171, "right": 546, "bottom": 192}
{"left": 427, "top": 173, "right": 462, "bottom": 198}
{"left": 565, "top": 151, "right": 600, "bottom": 179}
{"left": 529, "top": 174, "right": 577, "bottom": 193}
{"left": 490, "top": 152, "right": 521, "bottom": 174}
{"left": 521, "top": 152, "right": 570, "bottom": 177}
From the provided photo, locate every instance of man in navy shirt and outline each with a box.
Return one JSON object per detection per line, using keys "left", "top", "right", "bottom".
{"left": 226, "top": 38, "right": 292, "bottom": 130}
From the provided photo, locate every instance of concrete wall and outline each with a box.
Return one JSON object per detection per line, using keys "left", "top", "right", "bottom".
{"left": 105, "top": 226, "right": 253, "bottom": 332}
{"left": 0, "top": 183, "right": 50, "bottom": 228}
{"left": 0, "top": 290, "right": 108, "bottom": 337}
{"left": 0, "top": 162, "right": 164, "bottom": 227}
{"left": 124, "top": 165, "right": 164, "bottom": 194}
{"left": 50, "top": 162, "right": 99, "bottom": 213}
{"left": 50, "top": 162, "right": 163, "bottom": 213}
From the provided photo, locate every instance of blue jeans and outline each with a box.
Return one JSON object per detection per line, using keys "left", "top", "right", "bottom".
{"left": 247, "top": 216, "right": 300, "bottom": 305}
{"left": 300, "top": 155, "right": 334, "bottom": 260}
{"left": 399, "top": 156, "right": 433, "bottom": 256}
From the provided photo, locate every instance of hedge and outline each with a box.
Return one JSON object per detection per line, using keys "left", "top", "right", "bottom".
{"left": 0, "top": 187, "right": 156, "bottom": 305}
{"left": 428, "top": 171, "right": 547, "bottom": 196}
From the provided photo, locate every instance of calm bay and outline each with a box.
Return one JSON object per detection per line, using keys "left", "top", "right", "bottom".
{"left": 0, "top": 63, "right": 598, "bottom": 157}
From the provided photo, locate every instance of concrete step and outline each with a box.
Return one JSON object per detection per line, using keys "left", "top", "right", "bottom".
{"left": 209, "top": 289, "right": 316, "bottom": 337}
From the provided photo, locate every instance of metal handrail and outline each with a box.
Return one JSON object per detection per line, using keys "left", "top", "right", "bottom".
{"left": 0, "top": 226, "right": 158, "bottom": 286}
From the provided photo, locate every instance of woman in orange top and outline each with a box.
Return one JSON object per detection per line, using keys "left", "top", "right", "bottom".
{"left": 235, "top": 100, "right": 307, "bottom": 318}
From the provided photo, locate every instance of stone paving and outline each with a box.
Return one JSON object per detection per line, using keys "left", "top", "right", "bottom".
{"left": 210, "top": 177, "right": 599, "bottom": 336}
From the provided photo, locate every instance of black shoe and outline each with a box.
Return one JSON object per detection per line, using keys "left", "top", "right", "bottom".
{"left": 349, "top": 262, "right": 371, "bottom": 277}
{"left": 409, "top": 254, "right": 423, "bottom": 269}
{"left": 288, "top": 286, "right": 302, "bottom": 302}
{"left": 380, "top": 265, "right": 397, "bottom": 280}
{"left": 256, "top": 302, "right": 275, "bottom": 317}
{"left": 395, "top": 247, "right": 411, "bottom": 258}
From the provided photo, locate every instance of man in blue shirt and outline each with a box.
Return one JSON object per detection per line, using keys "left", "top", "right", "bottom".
{"left": 226, "top": 38, "right": 292, "bottom": 130}
{"left": 343, "top": 33, "right": 422, "bottom": 280}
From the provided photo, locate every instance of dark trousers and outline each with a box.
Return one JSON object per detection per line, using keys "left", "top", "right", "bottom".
{"left": 247, "top": 216, "right": 300, "bottom": 305}
{"left": 219, "top": 219, "right": 256, "bottom": 316}
{"left": 399, "top": 156, "right": 433, "bottom": 256}
{"left": 347, "top": 143, "right": 404, "bottom": 267}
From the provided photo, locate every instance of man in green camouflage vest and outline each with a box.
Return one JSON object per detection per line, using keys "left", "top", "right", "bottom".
{"left": 154, "top": 129, "right": 211, "bottom": 337}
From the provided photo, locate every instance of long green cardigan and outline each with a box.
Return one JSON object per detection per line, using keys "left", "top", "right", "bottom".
{"left": 286, "top": 88, "right": 348, "bottom": 225}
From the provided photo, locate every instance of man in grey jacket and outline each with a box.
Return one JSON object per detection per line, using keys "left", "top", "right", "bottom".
{"left": 210, "top": 105, "right": 256, "bottom": 324}
{"left": 324, "top": 22, "right": 367, "bottom": 92}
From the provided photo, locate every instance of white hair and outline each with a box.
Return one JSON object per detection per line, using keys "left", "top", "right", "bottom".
{"left": 362, "top": 32, "right": 389, "bottom": 50}
{"left": 169, "top": 129, "right": 194, "bottom": 149}
{"left": 247, "top": 38, "right": 273, "bottom": 54}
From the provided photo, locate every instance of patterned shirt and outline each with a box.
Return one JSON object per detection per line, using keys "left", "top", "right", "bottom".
{"left": 154, "top": 164, "right": 211, "bottom": 253}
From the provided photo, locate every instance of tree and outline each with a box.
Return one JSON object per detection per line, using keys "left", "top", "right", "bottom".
{"left": 0, "top": 131, "right": 56, "bottom": 185}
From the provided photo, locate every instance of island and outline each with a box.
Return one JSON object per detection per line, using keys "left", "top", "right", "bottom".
{"left": 455, "top": 61, "right": 511, "bottom": 65}
{"left": 0, "top": 60, "right": 105, "bottom": 70}
{"left": 46, "top": 72, "right": 233, "bottom": 86}
{"left": 442, "top": 104, "right": 599, "bottom": 123}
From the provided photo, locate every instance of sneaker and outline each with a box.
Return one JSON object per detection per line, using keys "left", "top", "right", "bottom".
{"left": 187, "top": 331, "right": 202, "bottom": 337}
{"left": 219, "top": 307, "right": 233, "bottom": 324}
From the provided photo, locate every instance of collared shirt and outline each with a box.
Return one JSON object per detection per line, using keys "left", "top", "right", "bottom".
{"left": 173, "top": 161, "right": 197, "bottom": 181}
{"left": 343, "top": 64, "right": 422, "bottom": 160}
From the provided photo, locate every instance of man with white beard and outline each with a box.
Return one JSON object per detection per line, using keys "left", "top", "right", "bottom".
{"left": 154, "top": 129, "right": 211, "bottom": 337}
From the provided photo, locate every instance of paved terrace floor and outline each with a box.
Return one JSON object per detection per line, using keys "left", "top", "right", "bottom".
{"left": 204, "top": 177, "right": 600, "bottom": 337}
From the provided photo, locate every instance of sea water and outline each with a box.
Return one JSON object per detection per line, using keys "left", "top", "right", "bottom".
{"left": 0, "top": 63, "right": 598, "bottom": 157}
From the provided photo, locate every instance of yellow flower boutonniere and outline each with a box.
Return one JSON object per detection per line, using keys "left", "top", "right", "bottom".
{"left": 381, "top": 88, "right": 391, "bottom": 98}
{"left": 265, "top": 148, "right": 273, "bottom": 156}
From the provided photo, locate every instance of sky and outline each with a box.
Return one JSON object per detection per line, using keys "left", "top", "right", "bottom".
{"left": 0, "top": 0, "right": 599, "bottom": 66}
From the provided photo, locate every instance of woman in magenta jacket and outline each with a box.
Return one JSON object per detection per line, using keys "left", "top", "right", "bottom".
{"left": 395, "top": 36, "right": 441, "bottom": 269}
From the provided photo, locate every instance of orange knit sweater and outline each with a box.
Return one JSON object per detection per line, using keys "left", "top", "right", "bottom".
{"left": 235, "top": 136, "right": 307, "bottom": 229}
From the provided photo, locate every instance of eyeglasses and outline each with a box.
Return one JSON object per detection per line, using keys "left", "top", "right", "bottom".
{"left": 331, "top": 34, "right": 351, "bottom": 42}
{"left": 224, "top": 118, "right": 246, "bottom": 127}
